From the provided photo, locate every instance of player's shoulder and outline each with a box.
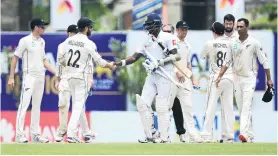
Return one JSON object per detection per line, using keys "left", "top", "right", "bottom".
{"left": 248, "top": 36, "right": 260, "bottom": 45}
{"left": 20, "top": 34, "right": 32, "bottom": 42}
{"left": 159, "top": 31, "right": 176, "bottom": 40}
{"left": 205, "top": 40, "right": 214, "bottom": 46}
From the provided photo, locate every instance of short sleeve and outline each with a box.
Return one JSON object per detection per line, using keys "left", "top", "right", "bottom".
{"left": 255, "top": 41, "right": 269, "bottom": 69}
{"left": 200, "top": 42, "right": 209, "bottom": 60}
{"left": 42, "top": 39, "right": 46, "bottom": 60}
{"left": 136, "top": 43, "right": 146, "bottom": 55}
{"left": 88, "top": 41, "right": 107, "bottom": 67}
{"left": 187, "top": 42, "right": 192, "bottom": 63}
{"left": 14, "top": 38, "right": 26, "bottom": 58}
{"left": 164, "top": 35, "right": 177, "bottom": 51}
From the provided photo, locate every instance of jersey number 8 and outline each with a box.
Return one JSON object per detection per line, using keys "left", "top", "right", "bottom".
{"left": 216, "top": 51, "right": 226, "bottom": 67}
{"left": 67, "top": 49, "right": 80, "bottom": 68}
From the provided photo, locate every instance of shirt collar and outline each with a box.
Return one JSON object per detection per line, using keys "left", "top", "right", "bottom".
{"left": 30, "top": 33, "right": 41, "bottom": 41}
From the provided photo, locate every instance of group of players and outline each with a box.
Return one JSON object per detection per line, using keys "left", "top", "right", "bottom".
{"left": 8, "top": 13, "right": 273, "bottom": 143}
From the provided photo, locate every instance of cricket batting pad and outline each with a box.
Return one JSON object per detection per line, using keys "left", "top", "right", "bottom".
{"left": 136, "top": 94, "right": 153, "bottom": 138}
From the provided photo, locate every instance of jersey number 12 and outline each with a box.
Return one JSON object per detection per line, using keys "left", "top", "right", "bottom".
{"left": 67, "top": 49, "right": 80, "bottom": 68}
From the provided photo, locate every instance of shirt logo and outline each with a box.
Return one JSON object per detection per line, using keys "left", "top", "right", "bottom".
{"left": 32, "top": 41, "right": 36, "bottom": 47}
{"left": 246, "top": 44, "right": 251, "bottom": 49}
{"left": 233, "top": 43, "right": 238, "bottom": 50}
{"left": 172, "top": 40, "right": 176, "bottom": 45}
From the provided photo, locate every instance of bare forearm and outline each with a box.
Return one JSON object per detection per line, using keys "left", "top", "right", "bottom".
{"left": 115, "top": 52, "right": 142, "bottom": 66}
{"left": 218, "top": 66, "right": 228, "bottom": 78}
{"left": 9, "top": 56, "right": 18, "bottom": 78}
{"left": 265, "top": 69, "right": 272, "bottom": 80}
{"left": 44, "top": 60, "right": 56, "bottom": 75}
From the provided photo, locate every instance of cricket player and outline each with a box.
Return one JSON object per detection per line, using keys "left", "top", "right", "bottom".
{"left": 216, "top": 18, "right": 273, "bottom": 143}
{"left": 55, "top": 25, "right": 95, "bottom": 143}
{"left": 8, "top": 18, "right": 56, "bottom": 143}
{"left": 114, "top": 13, "right": 180, "bottom": 143}
{"left": 223, "top": 14, "right": 238, "bottom": 40}
{"left": 162, "top": 22, "right": 201, "bottom": 143}
{"left": 220, "top": 14, "right": 239, "bottom": 143}
{"left": 200, "top": 22, "right": 234, "bottom": 143}
{"left": 162, "top": 24, "right": 186, "bottom": 142}
{"left": 174, "top": 21, "right": 202, "bottom": 142}
{"left": 57, "top": 17, "right": 115, "bottom": 143}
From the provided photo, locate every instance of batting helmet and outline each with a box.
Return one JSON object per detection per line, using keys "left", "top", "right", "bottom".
{"left": 143, "top": 13, "right": 162, "bottom": 34}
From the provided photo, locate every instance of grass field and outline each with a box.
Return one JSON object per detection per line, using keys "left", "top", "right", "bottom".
{"left": 1, "top": 143, "right": 277, "bottom": 155}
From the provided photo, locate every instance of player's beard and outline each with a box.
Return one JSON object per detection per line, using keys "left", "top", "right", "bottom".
{"left": 87, "top": 29, "right": 92, "bottom": 36}
{"left": 225, "top": 27, "right": 233, "bottom": 33}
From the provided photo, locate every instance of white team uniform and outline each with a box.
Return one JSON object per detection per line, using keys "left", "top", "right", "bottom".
{"left": 200, "top": 36, "right": 234, "bottom": 141}
{"left": 175, "top": 38, "right": 200, "bottom": 139}
{"left": 60, "top": 33, "right": 108, "bottom": 138}
{"left": 137, "top": 31, "right": 178, "bottom": 141}
{"left": 55, "top": 40, "right": 93, "bottom": 139}
{"left": 220, "top": 31, "right": 238, "bottom": 139}
{"left": 14, "top": 34, "right": 46, "bottom": 140}
{"left": 228, "top": 36, "right": 269, "bottom": 141}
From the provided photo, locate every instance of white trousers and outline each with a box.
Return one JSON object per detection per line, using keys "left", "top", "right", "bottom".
{"left": 57, "top": 78, "right": 91, "bottom": 136}
{"left": 202, "top": 75, "right": 234, "bottom": 140}
{"left": 16, "top": 74, "right": 45, "bottom": 136}
{"left": 176, "top": 81, "right": 199, "bottom": 137}
{"left": 234, "top": 75, "right": 256, "bottom": 139}
{"left": 66, "top": 78, "right": 90, "bottom": 137}
{"left": 137, "top": 72, "right": 177, "bottom": 140}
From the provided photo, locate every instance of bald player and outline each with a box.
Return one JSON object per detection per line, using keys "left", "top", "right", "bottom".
{"left": 216, "top": 18, "right": 273, "bottom": 143}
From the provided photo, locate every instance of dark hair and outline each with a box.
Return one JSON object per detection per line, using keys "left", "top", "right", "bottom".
{"left": 224, "top": 14, "right": 235, "bottom": 23}
{"left": 237, "top": 18, "right": 249, "bottom": 27}
{"left": 162, "top": 24, "right": 175, "bottom": 33}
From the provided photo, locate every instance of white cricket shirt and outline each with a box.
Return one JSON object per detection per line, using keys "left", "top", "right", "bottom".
{"left": 230, "top": 36, "right": 269, "bottom": 77}
{"left": 201, "top": 36, "right": 233, "bottom": 80}
{"left": 14, "top": 33, "right": 46, "bottom": 77}
{"left": 176, "top": 37, "right": 191, "bottom": 69}
{"left": 137, "top": 31, "right": 178, "bottom": 71}
{"left": 224, "top": 31, "right": 239, "bottom": 41}
{"left": 56, "top": 39, "right": 94, "bottom": 78}
{"left": 61, "top": 33, "right": 107, "bottom": 79}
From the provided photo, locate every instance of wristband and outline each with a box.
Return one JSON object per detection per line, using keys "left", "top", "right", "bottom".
{"left": 121, "top": 60, "right": 126, "bottom": 66}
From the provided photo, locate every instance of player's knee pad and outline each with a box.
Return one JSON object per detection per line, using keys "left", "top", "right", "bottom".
{"left": 136, "top": 94, "right": 149, "bottom": 112}
{"left": 155, "top": 96, "right": 170, "bottom": 113}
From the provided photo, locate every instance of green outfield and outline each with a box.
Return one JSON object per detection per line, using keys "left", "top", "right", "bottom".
{"left": 1, "top": 143, "right": 277, "bottom": 155}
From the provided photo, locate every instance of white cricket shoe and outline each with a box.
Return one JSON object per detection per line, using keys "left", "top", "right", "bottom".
{"left": 32, "top": 135, "right": 49, "bottom": 143}
{"left": 84, "top": 134, "right": 96, "bottom": 143}
{"left": 138, "top": 137, "right": 154, "bottom": 143}
{"left": 55, "top": 132, "right": 66, "bottom": 142}
{"left": 189, "top": 135, "right": 203, "bottom": 143}
{"left": 219, "top": 137, "right": 234, "bottom": 143}
{"left": 67, "top": 137, "right": 83, "bottom": 143}
{"left": 16, "top": 135, "right": 28, "bottom": 143}
{"left": 179, "top": 134, "right": 186, "bottom": 142}
{"left": 153, "top": 136, "right": 171, "bottom": 143}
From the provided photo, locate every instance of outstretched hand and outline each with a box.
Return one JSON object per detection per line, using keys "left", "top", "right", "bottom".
{"left": 106, "top": 62, "right": 117, "bottom": 70}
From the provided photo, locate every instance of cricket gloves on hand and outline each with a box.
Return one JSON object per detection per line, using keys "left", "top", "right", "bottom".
{"left": 142, "top": 59, "right": 158, "bottom": 73}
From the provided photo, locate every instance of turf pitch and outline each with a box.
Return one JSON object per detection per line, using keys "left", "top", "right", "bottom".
{"left": 1, "top": 143, "right": 277, "bottom": 155}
